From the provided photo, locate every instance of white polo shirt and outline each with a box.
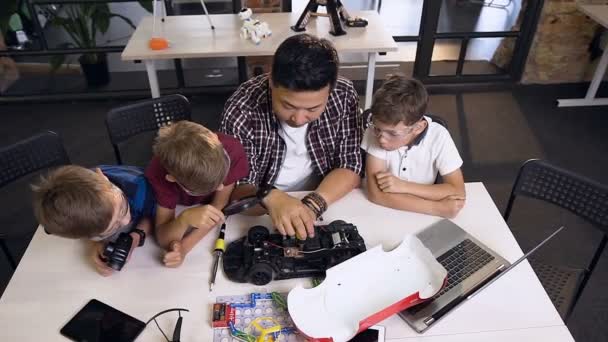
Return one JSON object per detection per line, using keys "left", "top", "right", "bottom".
{"left": 361, "top": 116, "right": 463, "bottom": 185}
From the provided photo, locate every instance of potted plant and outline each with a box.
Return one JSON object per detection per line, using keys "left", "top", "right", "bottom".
{"left": 47, "top": 2, "right": 151, "bottom": 87}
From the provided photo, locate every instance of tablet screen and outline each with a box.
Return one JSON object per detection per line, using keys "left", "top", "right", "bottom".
{"left": 60, "top": 299, "right": 145, "bottom": 342}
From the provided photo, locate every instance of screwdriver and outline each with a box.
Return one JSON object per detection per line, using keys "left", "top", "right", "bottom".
{"left": 209, "top": 223, "right": 226, "bottom": 292}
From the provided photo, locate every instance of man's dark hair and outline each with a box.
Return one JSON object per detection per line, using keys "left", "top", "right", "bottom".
{"left": 271, "top": 34, "right": 339, "bottom": 91}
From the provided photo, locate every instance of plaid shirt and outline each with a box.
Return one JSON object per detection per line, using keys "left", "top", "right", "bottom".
{"left": 219, "top": 74, "right": 363, "bottom": 187}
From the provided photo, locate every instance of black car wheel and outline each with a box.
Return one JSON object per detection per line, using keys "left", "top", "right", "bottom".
{"left": 248, "top": 225, "right": 270, "bottom": 244}
{"left": 248, "top": 263, "right": 274, "bottom": 285}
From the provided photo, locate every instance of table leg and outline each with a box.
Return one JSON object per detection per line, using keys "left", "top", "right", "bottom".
{"left": 557, "top": 46, "right": 608, "bottom": 107}
{"left": 365, "top": 52, "right": 377, "bottom": 109}
{"left": 145, "top": 60, "right": 160, "bottom": 98}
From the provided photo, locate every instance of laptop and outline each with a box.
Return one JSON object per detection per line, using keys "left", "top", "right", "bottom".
{"left": 399, "top": 219, "right": 564, "bottom": 333}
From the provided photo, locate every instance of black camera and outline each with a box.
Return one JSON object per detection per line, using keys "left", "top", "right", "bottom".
{"left": 102, "top": 232, "right": 132, "bottom": 271}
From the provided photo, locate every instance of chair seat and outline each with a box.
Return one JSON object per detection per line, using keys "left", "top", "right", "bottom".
{"left": 531, "top": 259, "right": 585, "bottom": 320}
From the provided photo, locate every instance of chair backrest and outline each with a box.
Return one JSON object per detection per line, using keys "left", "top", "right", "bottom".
{"left": 504, "top": 159, "right": 608, "bottom": 320}
{"left": 426, "top": 114, "right": 448, "bottom": 129}
{"left": 0, "top": 131, "right": 71, "bottom": 188}
{"left": 0, "top": 131, "right": 70, "bottom": 269}
{"left": 504, "top": 159, "right": 608, "bottom": 231}
{"left": 105, "top": 94, "right": 192, "bottom": 165}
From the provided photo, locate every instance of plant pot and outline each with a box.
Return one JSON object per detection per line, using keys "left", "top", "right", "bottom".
{"left": 79, "top": 53, "right": 110, "bottom": 87}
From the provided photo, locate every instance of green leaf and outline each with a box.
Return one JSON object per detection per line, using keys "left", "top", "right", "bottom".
{"left": 137, "top": 0, "right": 153, "bottom": 13}
{"left": 50, "top": 54, "right": 67, "bottom": 71}
{"left": 109, "top": 13, "right": 136, "bottom": 30}
{"left": 94, "top": 5, "right": 111, "bottom": 34}
{"left": 0, "top": 0, "right": 19, "bottom": 35}
{"left": 49, "top": 42, "right": 74, "bottom": 71}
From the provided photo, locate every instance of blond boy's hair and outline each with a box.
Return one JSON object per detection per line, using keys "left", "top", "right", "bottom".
{"left": 371, "top": 74, "right": 429, "bottom": 125}
{"left": 153, "top": 121, "right": 228, "bottom": 194}
{"left": 31, "top": 165, "right": 114, "bottom": 239}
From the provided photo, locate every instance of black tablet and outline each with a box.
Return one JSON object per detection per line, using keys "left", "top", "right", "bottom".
{"left": 60, "top": 299, "right": 146, "bottom": 342}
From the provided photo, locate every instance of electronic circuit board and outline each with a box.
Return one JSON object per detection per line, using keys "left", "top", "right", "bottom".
{"left": 212, "top": 292, "right": 304, "bottom": 342}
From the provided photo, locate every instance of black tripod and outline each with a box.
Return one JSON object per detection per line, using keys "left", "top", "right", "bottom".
{"left": 291, "top": 0, "right": 351, "bottom": 36}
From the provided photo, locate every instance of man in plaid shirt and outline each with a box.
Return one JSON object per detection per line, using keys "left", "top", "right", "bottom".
{"left": 220, "top": 34, "right": 364, "bottom": 239}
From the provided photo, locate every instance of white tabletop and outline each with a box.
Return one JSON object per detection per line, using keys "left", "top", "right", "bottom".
{"left": 0, "top": 183, "right": 573, "bottom": 341}
{"left": 577, "top": 3, "right": 608, "bottom": 28}
{"left": 121, "top": 11, "right": 398, "bottom": 60}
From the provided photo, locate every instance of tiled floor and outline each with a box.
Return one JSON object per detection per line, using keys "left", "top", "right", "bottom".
{"left": 1, "top": 82, "right": 607, "bottom": 341}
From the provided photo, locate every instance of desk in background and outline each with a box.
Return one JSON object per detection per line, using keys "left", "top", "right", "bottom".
{"left": 558, "top": 3, "right": 608, "bottom": 107}
{"left": 121, "top": 11, "right": 398, "bottom": 109}
{"left": 0, "top": 184, "right": 574, "bottom": 341}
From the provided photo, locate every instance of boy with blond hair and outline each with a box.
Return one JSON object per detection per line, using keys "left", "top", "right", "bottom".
{"left": 145, "top": 121, "right": 248, "bottom": 268}
{"left": 362, "top": 75, "right": 466, "bottom": 218}
{"left": 32, "top": 165, "right": 155, "bottom": 276}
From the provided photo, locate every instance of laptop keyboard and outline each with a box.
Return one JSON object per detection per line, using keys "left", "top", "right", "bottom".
{"left": 407, "top": 239, "right": 495, "bottom": 314}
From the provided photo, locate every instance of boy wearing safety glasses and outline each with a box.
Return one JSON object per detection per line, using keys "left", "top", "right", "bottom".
{"left": 361, "top": 75, "right": 465, "bottom": 218}
{"left": 145, "top": 121, "right": 248, "bottom": 268}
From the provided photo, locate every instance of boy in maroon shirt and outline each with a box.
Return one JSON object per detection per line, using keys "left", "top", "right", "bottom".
{"left": 145, "top": 121, "right": 248, "bottom": 267}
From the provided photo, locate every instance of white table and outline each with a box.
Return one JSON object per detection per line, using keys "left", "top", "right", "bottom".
{"left": 558, "top": 3, "right": 608, "bottom": 107}
{"left": 0, "top": 183, "right": 574, "bottom": 341}
{"left": 121, "top": 11, "right": 398, "bottom": 108}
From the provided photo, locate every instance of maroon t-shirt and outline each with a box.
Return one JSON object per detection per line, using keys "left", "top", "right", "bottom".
{"left": 145, "top": 133, "right": 249, "bottom": 209}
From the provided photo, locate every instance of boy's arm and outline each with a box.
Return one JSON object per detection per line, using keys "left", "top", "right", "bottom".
{"left": 366, "top": 154, "right": 464, "bottom": 218}
{"left": 161, "top": 184, "right": 233, "bottom": 268}
{"left": 176, "top": 183, "right": 234, "bottom": 255}
{"left": 377, "top": 169, "right": 465, "bottom": 201}
{"left": 405, "top": 169, "right": 465, "bottom": 200}
{"left": 155, "top": 203, "right": 224, "bottom": 250}
{"left": 134, "top": 216, "right": 153, "bottom": 236}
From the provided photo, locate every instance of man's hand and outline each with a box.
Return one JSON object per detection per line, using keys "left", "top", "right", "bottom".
{"left": 90, "top": 241, "right": 115, "bottom": 277}
{"left": 181, "top": 205, "right": 225, "bottom": 232}
{"left": 375, "top": 172, "right": 408, "bottom": 193}
{"left": 265, "top": 190, "right": 316, "bottom": 239}
{"left": 435, "top": 195, "right": 466, "bottom": 218}
{"left": 163, "top": 241, "right": 185, "bottom": 268}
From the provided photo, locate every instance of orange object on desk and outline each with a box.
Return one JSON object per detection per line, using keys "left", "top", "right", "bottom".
{"left": 149, "top": 37, "right": 169, "bottom": 50}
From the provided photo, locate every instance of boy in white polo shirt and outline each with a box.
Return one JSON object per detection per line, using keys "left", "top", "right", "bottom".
{"left": 361, "top": 75, "right": 466, "bottom": 218}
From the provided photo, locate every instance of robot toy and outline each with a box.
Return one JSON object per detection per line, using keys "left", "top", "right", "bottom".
{"left": 238, "top": 8, "right": 272, "bottom": 45}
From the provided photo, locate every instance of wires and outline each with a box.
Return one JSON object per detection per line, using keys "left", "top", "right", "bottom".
{"left": 266, "top": 241, "right": 333, "bottom": 255}
{"left": 299, "top": 248, "right": 330, "bottom": 254}
{"left": 312, "top": 277, "right": 324, "bottom": 287}
{"left": 266, "top": 241, "right": 284, "bottom": 249}
{"left": 153, "top": 319, "right": 171, "bottom": 342}
{"left": 145, "top": 308, "right": 189, "bottom": 342}
{"left": 228, "top": 321, "right": 256, "bottom": 342}
{"left": 271, "top": 292, "right": 287, "bottom": 310}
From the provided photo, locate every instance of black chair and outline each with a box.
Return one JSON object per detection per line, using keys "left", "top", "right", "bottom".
{"left": 0, "top": 131, "right": 70, "bottom": 269}
{"left": 504, "top": 159, "right": 608, "bottom": 321}
{"left": 105, "top": 94, "right": 192, "bottom": 165}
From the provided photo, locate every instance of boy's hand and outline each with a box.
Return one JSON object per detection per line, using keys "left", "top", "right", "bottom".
{"left": 182, "top": 205, "right": 225, "bottom": 232}
{"left": 265, "top": 190, "right": 315, "bottom": 239}
{"left": 375, "top": 172, "right": 407, "bottom": 193}
{"left": 435, "top": 195, "right": 466, "bottom": 218}
{"left": 163, "top": 241, "right": 185, "bottom": 268}
{"left": 90, "top": 241, "right": 115, "bottom": 277}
